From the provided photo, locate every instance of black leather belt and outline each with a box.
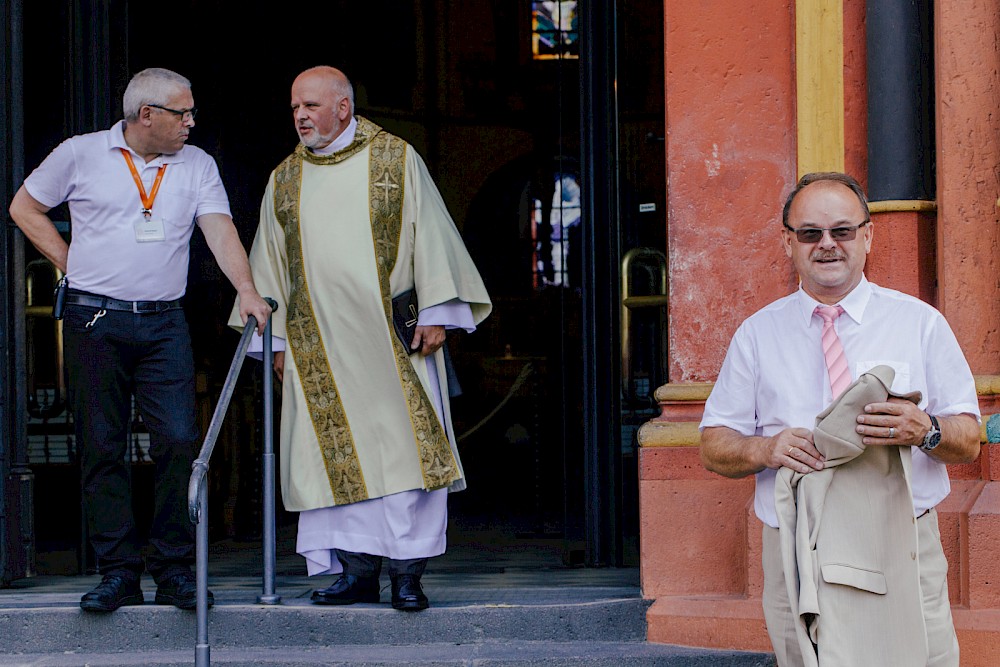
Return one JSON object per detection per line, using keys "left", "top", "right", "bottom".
{"left": 65, "top": 291, "right": 184, "bottom": 314}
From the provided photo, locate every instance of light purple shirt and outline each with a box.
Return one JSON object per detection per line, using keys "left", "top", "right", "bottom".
{"left": 23, "top": 120, "right": 231, "bottom": 301}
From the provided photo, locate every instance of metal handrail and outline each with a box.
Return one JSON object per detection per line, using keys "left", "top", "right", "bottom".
{"left": 188, "top": 298, "right": 279, "bottom": 667}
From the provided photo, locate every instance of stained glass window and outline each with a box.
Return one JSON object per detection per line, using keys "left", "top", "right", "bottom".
{"left": 532, "top": 173, "right": 582, "bottom": 287}
{"left": 532, "top": 1, "right": 579, "bottom": 60}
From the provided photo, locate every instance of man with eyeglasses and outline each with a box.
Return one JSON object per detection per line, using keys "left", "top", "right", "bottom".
{"left": 9, "top": 67, "right": 271, "bottom": 612}
{"left": 699, "top": 172, "right": 979, "bottom": 666}
{"left": 230, "top": 66, "right": 491, "bottom": 612}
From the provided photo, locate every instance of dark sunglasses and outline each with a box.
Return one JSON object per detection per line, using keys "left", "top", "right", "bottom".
{"left": 783, "top": 221, "right": 869, "bottom": 243}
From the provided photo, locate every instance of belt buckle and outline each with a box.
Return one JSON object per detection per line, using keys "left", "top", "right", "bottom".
{"left": 133, "top": 301, "right": 154, "bottom": 314}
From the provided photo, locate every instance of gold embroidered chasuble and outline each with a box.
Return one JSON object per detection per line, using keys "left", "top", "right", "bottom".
{"left": 231, "top": 117, "right": 492, "bottom": 511}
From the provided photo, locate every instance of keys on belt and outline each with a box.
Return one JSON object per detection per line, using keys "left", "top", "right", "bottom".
{"left": 85, "top": 310, "right": 107, "bottom": 328}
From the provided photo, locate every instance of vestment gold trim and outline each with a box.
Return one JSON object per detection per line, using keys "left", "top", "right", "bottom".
{"left": 367, "top": 130, "right": 460, "bottom": 491}
{"left": 274, "top": 149, "right": 368, "bottom": 504}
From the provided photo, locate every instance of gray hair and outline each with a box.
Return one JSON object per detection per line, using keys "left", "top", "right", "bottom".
{"left": 122, "top": 68, "right": 192, "bottom": 121}
{"left": 334, "top": 76, "right": 356, "bottom": 115}
{"left": 782, "top": 172, "right": 870, "bottom": 227}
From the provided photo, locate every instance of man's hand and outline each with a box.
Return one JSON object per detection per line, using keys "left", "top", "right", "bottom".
{"left": 700, "top": 425, "right": 825, "bottom": 479}
{"left": 858, "top": 398, "right": 980, "bottom": 464}
{"left": 769, "top": 428, "right": 825, "bottom": 474}
{"left": 856, "top": 397, "right": 927, "bottom": 446}
{"left": 410, "top": 325, "right": 445, "bottom": 356}
{"left": 238, "top": 287, "right": 272, "bottom": 335}
{"left": 273, "top": 350, "right": 284, "bottom": 383}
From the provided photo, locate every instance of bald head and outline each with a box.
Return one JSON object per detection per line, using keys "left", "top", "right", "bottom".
{"left": 290, "top": 66, "right": 356, "bottom": 150}
{"left": 295, "top": 67, "right": 355, "bottom": 113}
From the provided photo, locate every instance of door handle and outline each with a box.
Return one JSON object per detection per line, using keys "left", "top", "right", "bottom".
{"left": 25, "top": 259, "right": 66, "bottom": 419}
{"left": 620, "top": 247, "right": 668, "bottom": 402}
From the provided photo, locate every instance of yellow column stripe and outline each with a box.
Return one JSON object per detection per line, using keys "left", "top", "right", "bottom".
{"left": 796, "top": 0, "right": 845, "bottom": 176}
{"left": 869, "top": 200, "right": 938, "bottom": 213}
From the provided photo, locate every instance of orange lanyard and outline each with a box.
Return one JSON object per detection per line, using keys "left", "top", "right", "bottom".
{"left": 120, "top": 148, "right": 167, "bottom": 218}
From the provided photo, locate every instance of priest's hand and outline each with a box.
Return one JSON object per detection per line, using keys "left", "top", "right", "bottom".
{"left": 273, "top": 350, "right": 285, "bottom": 383}
{"left": 411, "top": 325, "right": 445, "bottom": 356}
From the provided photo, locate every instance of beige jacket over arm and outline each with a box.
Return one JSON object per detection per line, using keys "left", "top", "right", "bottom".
{"left": 775, "top": 365, "right": 927, "bottom": 667}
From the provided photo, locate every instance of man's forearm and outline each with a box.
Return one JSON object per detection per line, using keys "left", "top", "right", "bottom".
{"left": 9, "top": 187, "right": 69, "bottom": 272}
{"left": 198, "top": 213, "right": 272, "bottom": 334}
{"left": 700, "top": 426, "right": 768, "bottom": 479}
{"left": 198, "top": 214, "right": 258, "bottom": 294}
{"left": 925, "top": 413, "right": 980, "bottom": 464}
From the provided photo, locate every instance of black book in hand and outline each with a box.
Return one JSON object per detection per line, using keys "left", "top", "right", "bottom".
{"left": 392, "top": 289, "right": 419, "bottom": 351}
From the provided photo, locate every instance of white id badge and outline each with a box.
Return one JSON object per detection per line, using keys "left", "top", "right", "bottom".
{"left": 134, "top": 217, "right": 166, "bottom": 243}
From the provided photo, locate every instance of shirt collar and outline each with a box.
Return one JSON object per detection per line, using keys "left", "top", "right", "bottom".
{"left": 311, "top": 117, "right": 358, "bottom": 156}
{"left": 109, "top": 120, "right": 186, "bottom": 166}
{"left": 794, "top": 275, "right": 872, "bottom": 327}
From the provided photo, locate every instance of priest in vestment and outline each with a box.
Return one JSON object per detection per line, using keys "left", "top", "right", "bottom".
{"left": 229, "top": 66, "right": 491, "bottom": 611}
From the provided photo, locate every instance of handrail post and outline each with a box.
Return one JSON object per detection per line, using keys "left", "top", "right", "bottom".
{"left": 188, "top": 298, "right": 279, "bottom": 667}
{"left": 194, "top": 478, "right": 210, "bottom": 667}
{"left": 257, "top": 304, "right": 281, "bottom": 605}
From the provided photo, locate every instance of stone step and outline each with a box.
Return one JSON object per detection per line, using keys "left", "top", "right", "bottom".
{"left": 0, "top": 642, "right": 776, "bottom": 666}
{"left": 1, "top": 596, "right": 650, "bottom": 653}
{"left": 0, "top": 574, "right": 776, "bottom": 666}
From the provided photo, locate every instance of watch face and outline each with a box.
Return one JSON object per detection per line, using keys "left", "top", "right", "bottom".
{"left": 923, "top": 423, "right": 942, "bottom": 450}
{"left": 919, "top": 415, "right": 941, "bottom": 450}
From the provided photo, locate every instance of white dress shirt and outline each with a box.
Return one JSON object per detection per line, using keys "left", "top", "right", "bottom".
{"left": 700, "top": 276, "right": 980, "bottom": 528}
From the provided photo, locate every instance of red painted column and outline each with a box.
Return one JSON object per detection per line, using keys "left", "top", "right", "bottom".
{"left": 864, "top": 210, "right": 937, "bottom": 303}
{"left": 647, "top": 0, "right": 798, "bottom": 652}
{"left": 664, "top": 0, "right": 797, "bottom": 383}
{"left": 935, "top": 0, "right": 1000, "bottom": 374}
{"left": 934, "top": 8, "right": 1000, "bottom": 663}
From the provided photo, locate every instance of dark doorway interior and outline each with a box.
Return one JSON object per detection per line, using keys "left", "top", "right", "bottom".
{"left": 13, "top": 0, "right": 664, "bottom": 578}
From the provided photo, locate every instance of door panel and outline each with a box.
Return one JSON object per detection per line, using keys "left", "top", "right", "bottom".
{"left": 5, "top": 0, "right": 665, "bottom": 574}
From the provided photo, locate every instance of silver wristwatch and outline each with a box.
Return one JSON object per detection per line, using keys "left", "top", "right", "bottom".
{"left": 920, "top": 414, "right": 941, "bottom": 453}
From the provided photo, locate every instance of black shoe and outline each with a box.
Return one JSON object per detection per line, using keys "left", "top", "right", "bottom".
{"left": 391, "top": 574, "right": 429, "bottom": 611}
{"left": 155, "top": 572, "right": 213, "bottom": 610}
{"left": 311, "top": 574, "right": 380, "bottom": 605}
{"left": 80, "top": 574, "right": 144, "bottom": 612}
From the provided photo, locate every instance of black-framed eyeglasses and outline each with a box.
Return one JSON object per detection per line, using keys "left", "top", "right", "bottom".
{"left": 148, "top": 104, "right": 197, "bottom": 121}
{"left": 783, "top": 221, "right": 869, "bottom": 243}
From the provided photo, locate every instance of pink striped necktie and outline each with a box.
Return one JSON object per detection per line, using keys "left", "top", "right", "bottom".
{"left": 816, "top": 305, "right": 851, "bottom": 399}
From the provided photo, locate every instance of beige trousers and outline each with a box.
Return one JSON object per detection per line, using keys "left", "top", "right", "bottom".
{"left": 762, "top": 509, "right": 959, "bottom": 667}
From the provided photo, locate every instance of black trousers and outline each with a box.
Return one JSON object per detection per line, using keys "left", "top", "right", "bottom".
{"left": 63, "top": 303, "right": 199, "bottom": 583}
{"left": 334, "top": 549, "right": 427, "bottom": 579}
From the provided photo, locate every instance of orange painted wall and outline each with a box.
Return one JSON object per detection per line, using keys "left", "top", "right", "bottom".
{"left": 664, "top": 0, "right": 797, "bottom": 383}
{"left": 935, "top": 0, "right": 1000, "bottom": 374}
{"left": 664, "top": 0, "right": 990, "bottom": 382}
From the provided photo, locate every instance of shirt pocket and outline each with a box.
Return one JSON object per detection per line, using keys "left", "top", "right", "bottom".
{"left": 856, "top": 360, "right": 911, "bottom": 394}
{"left": 158, "top": 185, "right": 197, "bottom": 230}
